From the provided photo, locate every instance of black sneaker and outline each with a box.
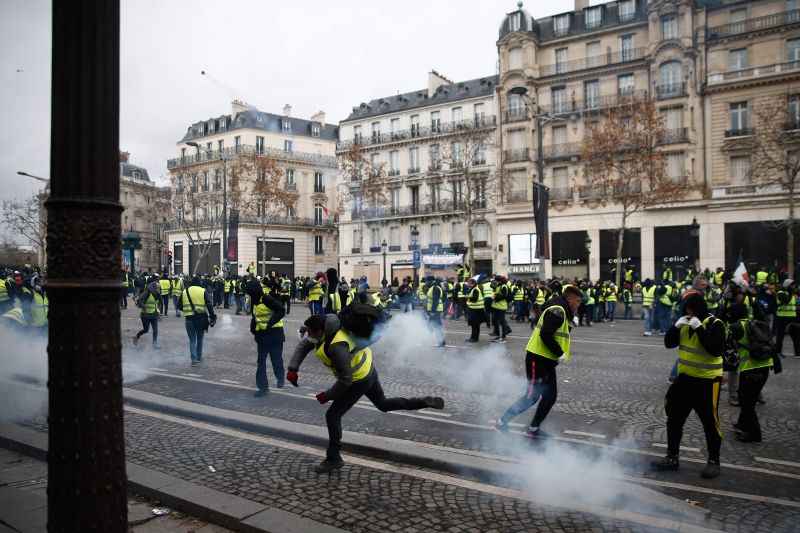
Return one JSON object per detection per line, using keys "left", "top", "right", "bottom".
{"left": 735, "top": 432, "right": 761, "bottom": 443}
{"left": 650, "top": 456, "right": 680, "bottom": 472}
{"left": 701, "top": 461, "right": 721, "bottom": 479}
{"left": 314, "top": 458, "right": 344, "bottom": 474}
{"left": 132, "top": 335, "right": 139, "bottom": 346}
{"left": 253, "top": 389, "right": 268, "bottom": 397}
{"left": 423, "top": 396, "right": 445, "bottom": 409}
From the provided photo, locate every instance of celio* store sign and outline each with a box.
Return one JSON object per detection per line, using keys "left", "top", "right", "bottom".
{"left": 508, "top": 234, "right": 541, "bottom": 275}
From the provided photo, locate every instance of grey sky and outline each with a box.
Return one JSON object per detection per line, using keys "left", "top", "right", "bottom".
{"left": 1, "top": 0, "right": 572, "bottom": 203}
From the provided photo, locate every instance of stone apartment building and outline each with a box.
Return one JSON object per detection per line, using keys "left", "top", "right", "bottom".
{"left": 165, "top": 100, "right": 339, "bottom": 277}
{"left": 494, "top": 0, "right": 800, "bottom": 280}
{"left": 336, "top": 71, "right": 499, "bottom": 283}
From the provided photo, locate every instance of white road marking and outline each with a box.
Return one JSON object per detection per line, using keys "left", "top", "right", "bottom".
{"left": 148, "top": 368, "right": 170, "bottom": 372}
{"left": 653, "top": 443, "right": 701, "bottom": 453}
{"left": 183, "top": 373, "right": 203, "bottom": 378}
{"left": 755, "top": 457, "right": 800, "bottom": 469}
{"left": 219, "top": 379, "right": 241, "bottom": 385}
{"left": 563, "top": 430, "right": 607, "bottom": 440}
{"left": 133, "top": 371, "right": 800, "bottom": 481}
{"left": 126, "top": 406, "right": 724, "bottom": 532}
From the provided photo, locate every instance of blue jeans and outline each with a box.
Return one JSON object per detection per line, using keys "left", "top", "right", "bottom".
{"left": 255, "top": 334, "right": 285, "bottom": 391}
{"left": 642, "top": 307, "right": 652, "bottom": 332}
{"left": 624, "top": 304, "right": 632, "bottom": 320}
{"left": 657, "top": 303, "right": 672, "bottom": 333}
{"left": 606, "top": 301, "right": 616, "bottom": 321}
{"left": 185, "top": 317, "right": 206, "bottom": 362}
{"left": 309, "top": 300, "right": 323, "bottom": 315}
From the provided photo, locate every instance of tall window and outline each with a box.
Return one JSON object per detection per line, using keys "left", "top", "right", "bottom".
{"left": 585, "top": 80, "right": 600, "bottom": 109}
{"left": 314, "top": 235, "right": 324, "bottom": 255}
{"left": 389, "top": 150, "right": 399, "bottom": 173}
{"left": 409, "top": 147, "right": 419, "bottom": 172}
{"left": 451, "top": 142, "right": 463, "bottom": 166}
{"left": 201, "top": 171, "right": 209, "bottom": 192}
{"left": 390, "top": 117, "right": 400, "bottom": 137}
{"left": 234, "top": 136, "right": 241, "bottom": 152}
{"left": 430, "top": 223, "right": 441, "bottom": 245}
{"left": 663, "top": 107, "right": 683, "bottom": 130}
{"left": 286, "top": 168, "right": 295, "bottom": 187}
{"left": 473, "top": 222, "right": 489, "bottom": 244}
{"left": 452, "top": 106, "right": 463, "bottom": 124}
{"left": 729, "top": 7, "right": 747, "bottom": 33}
{"left": 586, "top": 41, "right": 601, "bottom": 67}
{"left": 789, "top": 95, "right": 800, "bottom": 128}
{"left": 389, "top": 226, "right": 400, "bottom": 247}
{"left": 314, "top": 203, "right": 324, "bottom": 225}
{"left": 788, "top": 38, "right": 800, "bottom": 62}
{"left": 555, "top": 47, "right": 568, "bottom": 74}
{"left": 390, "top": 188, "right": 400, "bottom": 213}
{"left": 410, "top": 185, "right": 420, "bottom": 213}
{"left": 619, "top": 0, "right": 635, "bottom": 21}
{"left": 659, "top": 61, "right": 683, "bottom": 97}
{"left": 370, "top": 227, "right": 381, "bottom": 248}
{"left": 312, "top": 124, "right": 320, "bottom": 137}
{"left": 553, "top": 166, "right": 569, "bottom": 192}
{"left": 552, "top": 86, "right": 567, "bottom": 113}
{"left": 553, "top": 14, "right": 570, "bottom": 36}
{"left": 255, "top": 136, "right": 265, "bottom": 154}
{"left": 509, "top": 169, "right": 528, "bottom": 199}
{"left": 790, "top": 0, "right": 799, "bottom": 11}
{"left": 451, "top": 221, "right": 464, "bottom": 243}
{"left": 410, "top": 115, "right": 420, "bottom": 137}
{"left": 474, "top": 142, "right": 487, "bottom": 164}
{"left": 353, "top": 228, "right": 362, "bottom": 249}
{"left": 552, "top": 125, "right": 567, "bottom": 145}
{"left": 508, "top": 92, "right": 525, "bottom": 117}
{"left": 666, "top": 153, "right": 685, "bottom": 182}
{"left": 452, "top": 180, "right": 464, "bottom": 207}
{"left": 371, "top": 121, "right": 381, "bottom": 141}
{"left": 214, "top": 169, "right": 222, "bottom": 190}
{"left": 353, "top": 125, "right": 363, "bottom": 144}
{"left": 284, "top": 139, "right": 293, "bottom": 152}
{"left": 282, "top": 119, "right": 291, "bottom": 132}
{"left": 429, "top": 144, "right": 441, "bottom": 169}
{"left": 661, "top": 15, "right": 678, "bottom": 40}
{"left": 370, "top": 153, "right": 380, "bottom": 174}
{"left": 218, "top": 139, "right": 224, "bottom": 152}
{"left": 728, "top": 48, "right": 748, "bottom": 70}
{"left": 314, "top": 171, "right": 325, "bottom": 193}
{"left": 585, "top": 6, "right": 602, "bottom": 29}
{"left": 431, "top": 111, "right": 441, "bottom": 132}
{"left": 509, "top": 47, "right": 523, "bottom": 70}
{"left": 206, "top": 142, "right": 212, "bottom": 152}
{"left": 620, "top": 34, "right": 634, "bottom": 62}
{"left": 430, "top": 182, "right": 441, "bottom": 209}
{"left": 618, "top": 73, "right": 635, "bottom": 95}
{"left": 730, "top": 155, "right": 751, "bottom": 185}
{"left": 509, "top": 11, "right": 522, "bottom": 32}
{"left": 729, "top": 102, "right": 749, "bottom": 132}
{"left": 474, "top": 103, "right": 485, "bottom": 125}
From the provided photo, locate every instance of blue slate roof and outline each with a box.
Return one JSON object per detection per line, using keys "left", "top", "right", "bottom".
{"left": 180, "top": 108, "right": 338, "bottom": 143}
{"left": 120, "top": 161, "right": 150, "bottom": 181}
{"left": 343, "top": 75, "right": 499, "bottom": 122}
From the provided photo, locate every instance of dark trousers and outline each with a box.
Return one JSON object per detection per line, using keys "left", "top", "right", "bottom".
{"left": 773, "top": 317, "right": 799, "bottom": 356}
{"left": 492, "top": 308, "right": 511, "bottom": 338}
{"left": 282, "top": 295, "right": 291, "bottom": 315}
{"left": 664, "top": 374, "right": 722, "bottom": 462}
{"left": 737, "top": 367, "right": 769, "bottom": 441}
{"left": 160, "top": 295, "right": 169, "bottom": 316}
{"left": 185, "top": 317, "right": 206, "bottom": 362}
{"left": 135, "top": 316, "right": 158, "bottom": 344}
{"left": 453, "top": 300, "right": 464, "bottom": 319}
{"left": 428, "top": 312, "right": 444, "bottom": 345}
{"left": 120, "top": 289, "right": 128, "bottom": 309}
{"left": 223, "top": 292, "right": 230, "bottom": 308}
{"left": 500, "top": 352, "right": 558, "bottom": 429}
{"left": 325, "top": 370, "right": 428, "bottom": 460}
{"left": 173, "top": 295, "right": 181, "bottom": 316}
{"left": 467, "top": 309, "right": 485, "bottom": 341}
{"left": 255, "top": 333, "right": 285, "bottom": 391}
{"left": 235, "top": 294, "right": 243, "bottom": 314}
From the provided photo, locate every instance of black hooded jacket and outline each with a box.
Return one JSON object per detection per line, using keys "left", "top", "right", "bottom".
{"left": 664, "top": 294, "right": 725, "bottom": 356}
{"left": 532, "top": 296, "right": 575, "bottom": 359}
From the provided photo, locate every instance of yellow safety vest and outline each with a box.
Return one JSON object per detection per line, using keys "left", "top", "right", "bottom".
{"left": 371, "top": 292, "right": 383, "bottom": 309}
{"left": 755, "top": 271, "right": 768, "bottom": 285}
{"left": 426, "top": 286, "right": 444, "bottom": 312}
{"left": 314, "top": 329, "right": 373, "bottom": 383}
{"left": 308, "top": 283, "right": 323, "bottom": 301}
{"left": 181, "top": 286, "right": 208, "bottom": 316}
{"left": 491, "top": 286, "right": 508, "bottom": 311}
{"left": 31, "top": 292, "right": 48, "bottom": 327}
{"left": 141, "top": 292, "right": 159, "bottom": 316}
{"left": 606, "top": 288, "right": 617, "bottom": 302}
{"left": 171, "top": 279, "right": 183, "bottom": 297}
{"left": 526, "top": 305, "right": 571, "bottom": 362}
{"left": 159, "top": 279, "right": 171, "bottom": 296}
{"left": 417, "top": 283, "right": 427, "bottom": 302}
{"left": 535, "top": 289, "right": 546, "bottom": 305}
{"left": 513, "top": 287, "right": 524, "bottom": 301}
{"left": 467, "top": 287, "right": 484, "bottom": 309}
{"left": 737, "top": 319, "right": 773, "bottom": 373}
{"left": 122, "top": 274, "right": 130, "bottom": 289}
{"left": 253, "top": 302, "right": 284, "bottom": 331}
{"left": 641, "top": 286, "right": 656, "bottom": 308}
{"left": 713, "top": 271, "right": 724, "bottom": 286}
{"left": 2, "top": 306, "right": 26, "bottom": 326}
{"left": 0, "top": 280, "right": 8, "bottom": 302}
{"left": 481, "top": 282, "right": 493, "bottom": 300}
{"left": 224, "top": 280, "right": 231, "bottom": 293}
{"left": 677, "top": 316, "right": 723, "bottom": 379}
{"left": 659, "top": 286, "right": 672, "bottom": 306}
{"left": 777, "top": 292, "right": 796, "bottom": 318}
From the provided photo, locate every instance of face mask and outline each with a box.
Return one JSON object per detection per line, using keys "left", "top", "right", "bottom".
{"left": 305, "top": 335, "right": 319, "bottom": 345}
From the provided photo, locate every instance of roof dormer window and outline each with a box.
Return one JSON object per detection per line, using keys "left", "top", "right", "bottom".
{"left": 509, "top": 12, "right": 522, "bottom": 32}
{"left": 585, "top": 7, "right": 602, "bottom": 29}
{"left": 282, "top": 119, "right": 291, "bottom": 132}
{"left": 312, "top": 123, "right": 321, "bottom": 137}
{"left": 554, "top": 14, "right": 570, "bottom": 36}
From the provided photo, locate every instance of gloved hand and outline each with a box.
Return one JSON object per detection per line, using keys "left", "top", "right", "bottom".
{"left": 286, "top": 370, "right": 299, "bottom": 387}
{"left": 315, "top": 391, "right": 329, "bottom": 404}
{"left": 773, "top": 355, "right": 783, "bottom": 375}
{"left": 674, "top": 316, "right": 690, "bottom": 328}
{"left": 209, "top": 317, "right": 217, "bottom": 328}
{"left": 689, "top": 317, "right": 702, "bottom": 330}
{"left": 572, "top": 315, "right": 579, "bottom": 327}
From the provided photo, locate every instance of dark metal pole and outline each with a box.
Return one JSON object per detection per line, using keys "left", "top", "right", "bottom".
{"left": 222, "top": 157, "right": 228, "bottom": 272}
{"left": 536, "top": 116, "right": 544, "bottom": 186}
{"left": 47, "top": 1, "right": 127, "bottom": 531}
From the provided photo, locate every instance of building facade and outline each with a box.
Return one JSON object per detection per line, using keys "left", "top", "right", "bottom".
{"left": 490, "top": 0, "right": 800, "bottom": 281}
{"left": 165, "top": 100, "right": 339, "bottom": 277}
{"left": 336, "top": 71, "right": 499, "bottom": 283}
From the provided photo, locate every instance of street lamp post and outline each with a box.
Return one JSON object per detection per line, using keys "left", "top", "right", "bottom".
{"left": 381, "top": 239, "right": 388, "bottom": 285}
{"left": 17, "top": 171, "right": 50, "bottom": 183}
{"left": 584, "top": 232, "right": 593, "bottom": 281}
{"left": 411, "top": 225, "right": 420, "bottom": 285}
{"left": 187, "top": 141, "right": 228, "bottom": 274}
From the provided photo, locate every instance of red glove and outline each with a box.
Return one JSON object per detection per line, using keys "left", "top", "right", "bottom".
{"left": 315, "top": 391, "right": 329, "bottom": 404}
{"left": 286, "top": 370, "right": 299, "bottom": 387}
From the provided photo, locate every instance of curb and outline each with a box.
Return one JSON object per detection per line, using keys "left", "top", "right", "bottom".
{"left": 0, "top": 423, "right": 347, "bottom": 533}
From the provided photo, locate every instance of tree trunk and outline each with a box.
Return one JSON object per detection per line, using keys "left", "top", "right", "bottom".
{"left": 788, "top": 189, "right": 796, "bottom": 278}
{"left": 615, "top": 224, "right": 626, "bottom": 288}
{"left": 47, "top": 1, "right": 128, "bottom": 531}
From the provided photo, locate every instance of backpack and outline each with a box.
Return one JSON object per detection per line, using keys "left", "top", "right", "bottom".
{"left": 747, "top": 319, "right": 774, "bottom": 360}
{"left": 339, "top": 302, "right": 383, "bottom": 339}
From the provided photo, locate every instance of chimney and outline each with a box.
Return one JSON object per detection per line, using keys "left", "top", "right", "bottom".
{"left": 231, "top": 98, "right": 249, "bottom": 114}
{"left": 283, "top": 104, "right": 292, "bottom": 117}
{"left": 310, "top": 110, "right": 326, "bottom": 124}
{"left": 574, "top": 0, "right": 589, "bottom": 11}
{"left": 119, "top": 151, "right": 130, "bottom": 163}
{"left": 428, "top": 70, "right": 453, "bottom": 98}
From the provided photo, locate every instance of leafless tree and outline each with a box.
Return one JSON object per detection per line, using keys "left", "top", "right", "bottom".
{"left": 750, "top": 95, "right": 800, "bottom": 277}
{"left": 1, "top": 195, "right": 46, "bottom": 255}
{"left": 582, "top": 97, "right": 694, "bottom": 286}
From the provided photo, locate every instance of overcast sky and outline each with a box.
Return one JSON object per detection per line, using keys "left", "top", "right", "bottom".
{"left": 1, "top": 0, "right": 573, "bottom": 203}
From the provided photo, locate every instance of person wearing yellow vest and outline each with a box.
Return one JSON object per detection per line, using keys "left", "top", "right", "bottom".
{"left": 490, "top": 275, "right": 511, "bottom": 342}
{"left": 250, "top": 281, "right": 286, "bottom": 396}
{"left": 604, "top": 283, "right": 618, "bottom": 322}
{"left": 307, "top": 274, "right": 325, "bottom": 315}
{"left": 465, "top": 278, "right": 486, "bottom": 343}
{"left": 158, "top": 274, "right": 171, "bottom": 316}
{"left": 426, "top": 279, "right": 446, "bottom": 347}
{"left": 512, "top": 280, "right": 526, "bottom": 323}
{"left": 481, "top": 278, "right": 494, "bottom": 330}
{"left": 181, "top": 277, "right": 217, "bottom": 365}
{"left": 652, "top": 294, "right": 725, "bottom": 479}
{"left": 755, "top": 268, "right": 769, "bottom": 287}
{"left": 30, "top": 284, "right": 48, "bottom": 332}
{"left": 133, "top": 281, "right": 160, "bottom": 348}
{"left": 641, "top": 280, "right": 656, "bottom": 336}
{"left": 727, "top": 303, "right": 781, "bottom": 443}
{"left": 171, "top": 276, "right": 184, "bottom": 317}
{"left": 279, "top": 276, "right": 292, "bottom": 315}
{"left": 223, "top": 277, "right": 232, "bottom": 309}
{"left": 0, "top": 273, "right": 12, "bottom": 315}
{"left": 495, "top": 285, "right": 582, "bottom": 436}
{"left": 774, "top": 279, "right": 798, "bottom": 358}
{"left": 713, "top": 268, "right": 725, "bottom": 287}
{"left": 287, "top": 313, "right": 445, "bottom": 473}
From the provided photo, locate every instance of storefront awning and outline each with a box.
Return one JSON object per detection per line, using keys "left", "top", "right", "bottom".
{"left": 423, "top": 254, "right": 462, "bottom": 266}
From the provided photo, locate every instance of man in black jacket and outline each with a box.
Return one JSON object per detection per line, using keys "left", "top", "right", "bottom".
{"left": 250, "top": 280, "right": 287, "bottom": 396}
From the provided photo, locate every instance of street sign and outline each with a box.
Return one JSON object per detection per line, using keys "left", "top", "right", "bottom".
{"left": 412, "top": 249, "right": 421, "bottom": 268}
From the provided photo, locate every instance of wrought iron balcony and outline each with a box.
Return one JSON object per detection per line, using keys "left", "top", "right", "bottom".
{"left": 313, "top": 185, "right": 326, "bottom": 193}
{"left": 725, "top": 128, "right": 755, "bottom": 138}
{"left": 337, "top": 116, "right": 497, "bottom": 151}
{"left": 351, "top": 247, "right": 361, "bottom": 254}
{"left": 285, "top": 182, "right": 297, "bottom": 191}
{"left": 408, "top": 167, "right": 421, "bottom": 175}
{"left": 506, "top": 190, "right": 529, "bottom": 203}
{"left": 784, "top": 120, "right": 800, "bottom": 131}
{"left": 168, "top": 145, "right": 336, "bottom": 170}
{"left": 542, "top": 143, "right": 581, "bottom": 160}
{"left": 655, "top": 82, "right": 687, "bottom": 100}
{"left": 709, "top": 60, "right": 800, "bottom": 85}
{"left": 504, "top": 108, "right": 528, "bottom": 123}
{"left": 537, "top": 6, "right": 648, "bottom": 42}
{"left": 389, "top": 245, "right": 401, "bottom": 252}
{"left": 388, "top": 169, "right": 401, "bottom": 176}
{"left": 540, "top": 47, "right": 646, "bottom": 77}
{"left": 578, "top": 185, "right": 605, "bottom": 200}
{"left": 504, "top": 148, "right": 530, "bottom": 163}
{"left": 658, "top": 128, "right": 689, "bottom": 145}
{"left": 707, "top": 9, "right": 800, "bottom": 41}
{"left": 550, "top": 187, "right": 573, "bottom": 202}
{"left": 164, "top": 214, "right": 336, "bottom": 231}
{"left": 537, "top": 90, "right": 648, "bottom": 115}
{"left": 348, "top": 200, "right": 469, "bottom": 221}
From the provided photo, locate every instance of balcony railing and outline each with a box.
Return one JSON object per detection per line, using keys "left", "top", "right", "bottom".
{"left": 709, "top": 60, "right": 800, "bottom": 85}
{"left": 285, "top": 182, "right": 297, "bottom": 191}
{"left": 504, "top": 148, "right": 531, "bottom": 163}
{"left": 537, "top": 90, "right": 648, "bottom": 115}
{"left": 506, "top": 190, "right": 529, "bottom": 203}
{"left": 337, "top": 116, "right": 497, "bottom": 151}
{"left": 655, "top": 82, "right": 687, "bottom": 100}
{"left": 350, "top": 200, "right": 469, "bottom": 221}
{"left": 540, "top": 47, "right": 646, "bottom": 77}
{"left": 725, "top": 128, "right": 755, "bottom": 138}
{"left": 388, "top": 169, "right": 401, "bottom": 176}
{"left": 579, "top": 184, "right": 605, "bottom": 200}
{"left": 313, "top": 186, "right": 326, "bottom": 193}
{"left": 168, "top": 145, "right": 336, "bottom": 170}
{"left": 389, "top": 245, "right": 401, "bottom": 252}
{"left": 543, "top": 143, "right": 581, "bottom": 160}
{"left": 504, "top": 108, "right": 528, "bottom": 123}
{"left": 539, "top": 7, "right": 648, "bottom": 41}
{"left": 351, "top": 247, "right": 361, "bottom": 254}
{"left": 711, "top": 183, "right": 787, "bottom": 199}
{"left": 707, "top": 9, "right": 800, "bottom": 41}
{"left": 659, "top": 128, "right": 689, "bottom": 145}
{"left": 408, "top": 166, "right": 421, "bottom": 175}
{"left": 550, "top": 187, "right": 573, "bottom": 201}
{"left": 163, "top": 214, "right": 336, "bottom": 231}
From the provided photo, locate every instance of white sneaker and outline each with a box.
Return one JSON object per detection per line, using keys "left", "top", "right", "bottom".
{"left": 643, "top": 331, "right": 652, "bottom": 337}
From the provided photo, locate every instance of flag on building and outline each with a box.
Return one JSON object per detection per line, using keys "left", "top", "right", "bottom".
{"left": 532, "top": 182, "right": 550, "bottom": 259}
{"left": 733, "top": 254, "right": 749, "bottom": 288}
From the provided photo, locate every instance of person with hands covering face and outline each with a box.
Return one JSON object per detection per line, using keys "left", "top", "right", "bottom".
{"left": 286, "top": 313, "right": 445, "bottom": 474}
{"left": 652, "top": 293, "right": 726, "bottom": 479}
